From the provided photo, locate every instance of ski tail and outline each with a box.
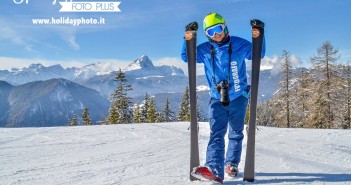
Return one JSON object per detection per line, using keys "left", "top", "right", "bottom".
{"left": 185, "top": 30, "right": 200, "bottom": 181}
{"left": 243, "top": 19, "right": 265, "bottom": 182}
{"left": 191, "top": 166, "right": 224, "bottom": 184}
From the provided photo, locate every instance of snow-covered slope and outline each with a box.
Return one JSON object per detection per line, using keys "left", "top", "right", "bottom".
{"left": 0, "top": 123, "right": 350, "bottom": 185}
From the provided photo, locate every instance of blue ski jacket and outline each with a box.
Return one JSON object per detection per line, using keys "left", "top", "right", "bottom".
{"left": 181, "top": 36, "right": 265, "bottom": 101}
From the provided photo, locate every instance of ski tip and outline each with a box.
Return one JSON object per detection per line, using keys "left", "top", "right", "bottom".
{"left": 250, "top": 19, "right": 264, "bottom": 28}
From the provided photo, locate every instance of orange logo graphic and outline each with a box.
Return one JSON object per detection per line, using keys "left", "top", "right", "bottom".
{"left": 185, "top": 31, "right": 193, "bottom": 40}
{"left": 252, "top": 28, "right": 260, "bottom": 38}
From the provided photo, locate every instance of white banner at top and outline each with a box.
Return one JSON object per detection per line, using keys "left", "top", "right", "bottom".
{"left": 59, "top": 2, "right": 121, "bottom": 12}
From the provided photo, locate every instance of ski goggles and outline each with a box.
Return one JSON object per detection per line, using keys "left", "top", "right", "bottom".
{"left": 205, "top": 24, "right": 225, "bottom": 37}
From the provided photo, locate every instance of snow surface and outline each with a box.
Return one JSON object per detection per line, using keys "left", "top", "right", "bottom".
{"left": 197, "top": 85, "right": 210, "bottom": 92}
{"left": 135, "top": 75, "right": 165, "bottom": 80}
{"left": 0, "top": 123, "right": 350, "bottom": 185}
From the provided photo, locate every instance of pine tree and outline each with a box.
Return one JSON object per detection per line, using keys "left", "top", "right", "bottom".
{"left": 282, "top": 50, "right": 293, "bottom": 127}
{"left": 155, "top": 112, "right": 164, "bottom": 123}
{"left": 82, "top": 106, "right": 92, "bottom": 126}
{"left": 294, "top": 69, "right": 314, "bottom": 127}
{"left": 347, "top": 64, "right": 351, "bottom": 129}
{"left": 245, "top": 102, "right": 250, "bottom": 125}
{"left": 108, "top": 103, "right": 118, "bottom": 124}
{"left": 108, "top": 69, "right": 133, "bottom": 124}
{"left": 163, "top": 98, "right": 175, "bottom": 122}
{"left": 147, "top": 97, "right": 157, "bottom": 123}
{"left": 257, "top": 100, "right": 276, "bottom": 127}
{"left": 273, "top": 50, "right": 294, "bottom": 127}
{"left": 178, "top": 86, "right": 190, "bottom": 121}
{"left": 67, "top": 118, "right": 72, "bottom": 126}
{"left": 133, "top": 105, "right": 142, "bottom": 123}
{"left": 312, "top": 93, "right": 330, "bottom": 128}
{"left": 71, "top": 114, "right": 78, "bottom": 126}
{"left": 310, "top": 41, "right": 339, "bottom": 128}
{"left": 342, "top": 64, "right": 351, "bottom": 129}
{"left": 256, "top": 42, "right": 348, "bottom": 129}
{"left": 196, "top": 95, "right": 201, "bottom": 121}
{"left": 326, "top": 63, "right": 345, "bottom": 128}
{"left": 141, "top": 93, "right": 150, "bottom": 123}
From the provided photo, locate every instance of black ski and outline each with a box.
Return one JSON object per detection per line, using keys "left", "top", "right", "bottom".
{"left": 185, "top": 29, "right": 200, "bottom": 181}
{"left": 243, "top": 19, "right": 265, "bottom": 182}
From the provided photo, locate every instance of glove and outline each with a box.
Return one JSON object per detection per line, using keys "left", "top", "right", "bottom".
{"left": 185, "top": 21, "right": 198, "bottom": 31}
{"left": 250, "top": 19, "right": 264, "bottom": 28}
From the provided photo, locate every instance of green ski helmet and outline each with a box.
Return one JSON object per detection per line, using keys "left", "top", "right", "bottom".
{"left": 203, "top": 13, "right": 229, "bottom": 40}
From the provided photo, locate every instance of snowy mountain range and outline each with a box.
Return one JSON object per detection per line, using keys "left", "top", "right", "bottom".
{"left": 0, "top": 55, "right": 280, "bottom": 99}
{"left": 0, "top": 55, "right": 285, "bottom": 127}
{"left": 0, "top": 79, "right": 109, "bottom": 127}
{"left": 81, "top": 55, "right": 190, "bottom": 97}
{"left": 0, "top": 55, "right": 190, "bottom": 97}
{"left": 0, "top": 62, "right": 122, "bottom": 84}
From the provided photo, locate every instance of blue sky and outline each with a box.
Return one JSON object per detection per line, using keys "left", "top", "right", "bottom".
{"left": 0, "top": 0, "right": 350, "bottom": 71}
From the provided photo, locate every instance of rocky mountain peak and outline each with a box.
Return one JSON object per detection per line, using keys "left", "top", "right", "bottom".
{"left": 27, "top": 63, "right": 44, "bottom": 70}
{"left": 124, "top": 55, "right": 154, "bottom": 72}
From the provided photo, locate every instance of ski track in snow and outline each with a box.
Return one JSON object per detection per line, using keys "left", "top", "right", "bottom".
{"left": 0, "top": 123, "right": 350, "bottom": 185}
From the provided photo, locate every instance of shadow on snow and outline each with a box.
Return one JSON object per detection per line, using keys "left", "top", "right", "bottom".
{"left": 222, "top": 172, "right": 351, "bottom": 184}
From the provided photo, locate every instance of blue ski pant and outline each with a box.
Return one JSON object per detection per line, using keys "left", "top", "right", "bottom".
{"left": 205, "top": 95, "right": 248, "bottom": 179}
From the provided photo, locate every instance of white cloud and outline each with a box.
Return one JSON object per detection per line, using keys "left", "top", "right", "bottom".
{"left": 0, "top": 57, "right": 33, "bottom": 70}
{"left": 267, "top": 55, "right": 283, "bottom": 76}
{"left": 245, "top": 54, "right": 303, "bottom": 76}
{"left": 0, "top": 18, "right": 29, "bottom": 47}
{"left": 0, "top": 57, "right": 85, "bottom": 70}
{"left": 66, "top": 34, "right": 80, "bottom": 50}
{"left": 0, "top": 1, "right": 157, "bottom": 55}
{"left": 0, "top": 57, "right": 131, "bottom": 70}
{"left": 245, "top": 56, "right": 280, "bottom": 72}
{"left": 85, "top": 59, "right": 131, "bottom": 71}
{"left": 0, "top": 9, "right": 82, "bottom": 53}
{"left": 261, "top": 55, "right": 280, "bottom": 70}
{"left": 153, "top": 57, "right": 205, "bottom": 76}
{"left": 290, "top": 54, "right": 303, "bottom": 66}
{"left": 153, "top": 55, "right": 304, "bottom": 77}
